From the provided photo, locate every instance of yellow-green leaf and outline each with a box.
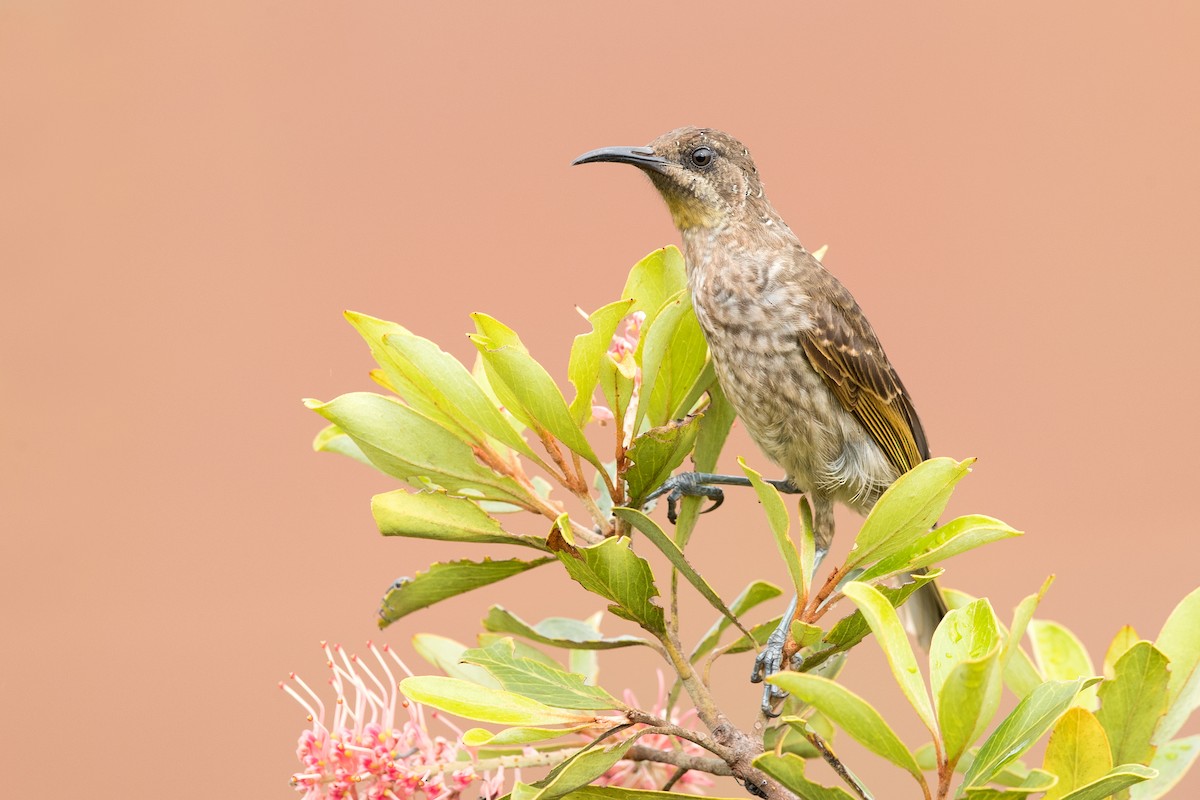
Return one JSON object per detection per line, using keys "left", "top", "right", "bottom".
{"left": 752, "top": 753, "right": 859, "bottom": 800}
{"left": 842, "top": 581, "right": 937, "bottom": 739}
{"left": 1132, "top": 735, "right": 1200, "bottom": 799}
{"left": 845, "top": 457, "right": 974, "bottom": 569}
{"left": 1042, "top": 707, "right": 1113, "bottom": 800}
{"left": 1104, "top": 626, "right": 1140, "bottom": 680}
{"left": 568, "top": 299, "right": 636, "bottom": 424}
{"left": 399, "top": 676, "right": 596, "bottom": 725}
{"left": 1153, "top": 586, "right": 1200, "bottom": 744}
{"left": 470, "top": 313, "right": 602, "bottom": 469}
{"left": 742, "top": 458, "right": 804, "bottom": 598}
{"left": 372, "top": 489, "right": 551, "bottom": 551}
{"left": 1029, "top": 620, "right": 1098, "bottom": 710}
{"left": 460, "top": 638, "right": 622, "bottom": 711}
{"left": 483, "top": 607, "right": 653, "bottom": 650}
{"left": 767, "top": 672, "right": 925, "bottom": 789}
{"left": 1096, "top": 642, "right": 1170, "bottom": 771}
{"left": 965, "top": 678, "right": 1102, "bottom": 789}
{"left": 306, "top": 393, "right": 533, "bottom": 505}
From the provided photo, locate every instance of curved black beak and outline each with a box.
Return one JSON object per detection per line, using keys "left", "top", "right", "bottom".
{"left": 572, "top": 146, "right": 670, "bottom": 174}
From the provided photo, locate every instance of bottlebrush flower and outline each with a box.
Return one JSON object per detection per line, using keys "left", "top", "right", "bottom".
{"left": 282, "top": 642, "right": 494, "bottom": 800}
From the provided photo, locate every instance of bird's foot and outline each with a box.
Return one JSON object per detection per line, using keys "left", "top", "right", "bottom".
{"left": 644, "top": 473, "right": 726, "bottom": 524}
{"left": 750, "top": 596, "right": 805, "bottom": 716}
{"left": 644, "top": 472, "right": 800, "bottom": 525}
{"left": 750, "top": 626, "right": 795, "bottom": 717}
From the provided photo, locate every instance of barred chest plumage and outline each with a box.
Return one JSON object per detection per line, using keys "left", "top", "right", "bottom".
{"left": 680, "top": 228, "right": 898, "bottom": 517}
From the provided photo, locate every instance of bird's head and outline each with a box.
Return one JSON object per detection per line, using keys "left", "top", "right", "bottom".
{"left": 573, "top": 126, "right": 766, "bottom": 231}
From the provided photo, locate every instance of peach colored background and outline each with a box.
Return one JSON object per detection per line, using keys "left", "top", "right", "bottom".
{"left": 4, "top": 2, "right": 1198, "bottom": 797}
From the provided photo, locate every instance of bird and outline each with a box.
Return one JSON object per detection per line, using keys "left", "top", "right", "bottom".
{"left": 573, "top": 126, "right": 947, "bottom": 711}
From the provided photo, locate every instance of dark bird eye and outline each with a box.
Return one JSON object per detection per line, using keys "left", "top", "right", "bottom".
{"left": 689, "top": 146, "right": 714, "bottom": 168}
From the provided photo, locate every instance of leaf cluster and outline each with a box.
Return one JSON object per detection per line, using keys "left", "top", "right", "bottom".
{"left": 304, "top": 246, "right": 1198, "bottom": 800}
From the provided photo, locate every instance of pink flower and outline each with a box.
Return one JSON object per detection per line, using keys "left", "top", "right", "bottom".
{"left": 282, "top": 642, "right": 494, "bottom": 800}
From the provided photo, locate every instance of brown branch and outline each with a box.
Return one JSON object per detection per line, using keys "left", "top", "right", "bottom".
{"left": 625, "top": 745, "right": 732, "bottom": 777}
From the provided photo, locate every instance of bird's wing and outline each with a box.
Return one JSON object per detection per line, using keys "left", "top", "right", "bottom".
{"left": 798, "top": 265, "right": 929, "bottom": 473}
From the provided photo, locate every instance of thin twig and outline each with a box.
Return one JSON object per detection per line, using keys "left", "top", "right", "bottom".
{"left": 624, "top": 711, "right": 721, "bottom": 753}
{"left": 661, "top": 766, "right": 689, "bottom": 792}
{"left": 805, "top": 730, "right": 870, "bottom": 800}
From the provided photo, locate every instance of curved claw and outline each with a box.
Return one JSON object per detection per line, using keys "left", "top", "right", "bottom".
{"left": 646, "top": 474, "right": 727, "bottom": 525}
{"left": 699, "top": 491, "right": 725, "bottom": 515}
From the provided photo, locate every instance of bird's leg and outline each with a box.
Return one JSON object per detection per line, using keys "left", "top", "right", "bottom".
{"left": 645, "top": 472, "right": 800, "bottom": 524}
{"left": 750, "top": 547, "right": 829, "bottom": 715}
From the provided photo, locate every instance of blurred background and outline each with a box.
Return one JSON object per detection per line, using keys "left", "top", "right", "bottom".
{"left": 3, "top": 2, "right": 1198, "bottom": 796}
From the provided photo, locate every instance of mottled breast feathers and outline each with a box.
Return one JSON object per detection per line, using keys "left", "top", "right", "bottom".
{"left": 797, "top": 255, "right": 929, "bottom": 473}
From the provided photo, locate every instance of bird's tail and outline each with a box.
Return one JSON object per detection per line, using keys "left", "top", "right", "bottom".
{"left": 903, "top": 569, "right": 949, "bottom": 650}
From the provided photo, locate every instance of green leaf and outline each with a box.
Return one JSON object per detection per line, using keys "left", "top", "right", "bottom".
{"left": 460, "top": 638, "right": 622, "bottom": 710}
{"left": 1029, "top": 620, "right": 1099, "bottom": 710}
{"left": 470, "top": 313, "right": 602, "bottom": 469}
{"left": 674, "top": 383, "right": 735, "bottom": 548}
{"left": 791, "top": 620, "right": 825, "bottom": 649}
{"left": 525, "top": 738, "right": 635, "bottom": 800}
{"left": 722, "top": 615, "right": 784, "bottom": 655}
{"left": 552, "top": 536, "right": 665, "bottom": 633}
{"left": 462, "top": 724, "right": 596, "bottom": 747}
{"left": 767, "top": 672, "right": 925, "bottom": 788}
{"left": 1096, "top": 641, "right": 1170, "bottom": 771}
{"left": 799, "top": 497, "right": 816, "bottom": 599}
{"left": 932, "top": 599, "right": 1003, "bottom": 763}
{"left": 306, "top": 393, "right": 533, "bottom": 505}
{"left": 568, "top": 299, "right": 637, "bottom": 424}
{"left": 1104, "top": 626, "right": 1140, "bottom": 680}
{"left": 399, "top": 676, "right": 597, "bottom": 725}
{"left": 622, "top": 416, "right": 703, "bottom": 504}
{"left": 476, "top": 633, "right": 563, "bottom": 669}
{"left": 1153, "top": 586, "right": 1200, "bottom": 744}
{"left": 377, "top": 557, "right": 552, "bottom": 627}
{"left": 1132, "top": 735, "right": 1200, "bottom": 799}
{"left": 741, "top": 458, "right": 804, "bottom": 598}
{"left": 842, "top": 581, "right": 938, "bottom": 739}
{"left": 752, "top": 753, "right": 859, "bottom": 800}
{"left": 597, "top": 350, "right": 637, "bottom": 438}
{"left": 613, "top": 507, "right": 750, "bottom": 640}
{"left": 857, "top": 514, "right": 1022, "bottom": 583}
{"left": 799, "top": 570, "right": 943, "bottom": 673}
{"left": 1042, "top": 707, "right": 1113, "bottom": 800}
{"left": 1055, "top": 765, "right": 1158, "bottom": 800}
{"left": 621, "top": 246, "right": 688, "bottom": 320}
{"left": 637, "top": 290, "right": 709, "bottom": 429}
{"left": 845, "top": 457, "right": 974, "bottom": 569}
{"left": 963, "top": 769, "right": 1058, "bottom": 798}
{"left": 691, "top": 580, "right": 783, "bottom": 662}
{"left": 344, "top": 311, "right": 546, "bottom": 465}
{"left": 561, "top": 788, "right": 744, "bottom": 800}
{"left": 1001, "top": 577, "right": 1055, "bottom": 700}
{"left": 964, "top": 677, "right": 1102, "bottom": 789}
{"left": 483, "top": 607, "right": 653, "bottom": 650}
{"left": 312, "top": 422, "right": 371, "bottom": 465}
{"left": 412, "top": 633, "right": 501, "bottom": 688}
{"left": 372, "top": 489, "right": 551, "bottom": 551}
